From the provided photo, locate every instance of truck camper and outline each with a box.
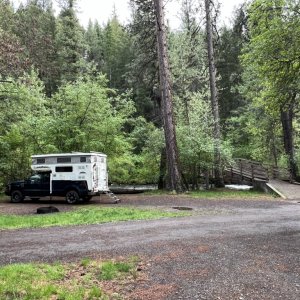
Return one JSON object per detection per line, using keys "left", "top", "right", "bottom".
{"left": 5, "top": 152, "right": 117, "bottom": 204}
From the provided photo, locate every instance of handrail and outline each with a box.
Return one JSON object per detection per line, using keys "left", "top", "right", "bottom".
{"left": 226, "top": 158, "right": 291, "bottom": 182}
{"left": 227, "top": 159, "right": 265, "bottom": 182}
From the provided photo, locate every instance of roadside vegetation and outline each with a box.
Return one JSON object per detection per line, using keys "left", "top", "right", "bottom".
{"left": 0, "top": 257, "right": 139, "bottom": 300}
{"left": 187, "top": 189, "right": 275, "bottom": 199}
{"left": 146, "top": 189, "right": 274, "bottom": 199}
{"left": 0, "top": 206, "right": 188, "bottom": 230}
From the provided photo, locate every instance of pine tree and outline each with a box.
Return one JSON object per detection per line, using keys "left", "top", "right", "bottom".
{"left": 170, "top": 0, "right": 207, "bottom": 125}
{"left": 216, "top": 5, "right": 248, "bottom": 123}
{"left": 56, "top": 0, "right": 86, "bottom": 84}
{"left": 153, "top": 0, "right": 185, "bottom": 192}
{"left": 85, "top": 20, "right": 105, "bottom": 71}
{"left": 102, "top": 14, "right": 133, "bottom": 90}
{"left": 128, "top": 0, "right": 159, "bottom": 122}
{"left": 14, "top": 0, "right": 58, "bottom": 95}
{"left": 0, "top": 0, "right": 28, "bottom": 77}
{"left": 205, "top": 0, "right": 224, "bottom": 187}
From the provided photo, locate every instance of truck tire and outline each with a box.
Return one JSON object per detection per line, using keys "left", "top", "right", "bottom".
{"left": 11, "top": 190, "right": 24, "bottom": 203}
{"left": 65, "top": 190, "right": 80, "bottom": 204}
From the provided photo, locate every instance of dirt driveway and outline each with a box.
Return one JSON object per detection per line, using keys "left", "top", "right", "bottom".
{"left": 0, "top": 195, "right": 299, "bottom": 299}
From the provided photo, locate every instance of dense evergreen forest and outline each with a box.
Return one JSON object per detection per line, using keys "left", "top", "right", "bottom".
{"left": 0, "top": 0, "right": 299, "bottom": 191}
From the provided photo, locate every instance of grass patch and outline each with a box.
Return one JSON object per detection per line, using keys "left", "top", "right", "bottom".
{"left": 146, "top": 188, "right": 272, "bottom": 199}
{"left": 187, "top": 188, "right": 272, "bottom": 199}
{"left": 0, "top": 258, "right": 138, "bottom": 300}
{"left": 0, "top": 206, "right": 188, "bottom": 230}
{"left": 144, "top": 190, "right": 176, "bottom": 195}
{"left": 100, "top": 261, "right": 133, "bottom": 280}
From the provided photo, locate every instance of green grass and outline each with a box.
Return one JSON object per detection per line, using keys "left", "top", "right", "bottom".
{"left": 187, "top": 188, "right": 272, "bottom": 199}
{"left": 100, "top": 261, "right": 133, "bottom": 280}
{"left": 0, "top": 206, "right": 187, "bottom": 230}
{"left": 146, "top": 188, "right": 272, "bottom": 199}
{"left": 0, "top": 258, "right": 138, "bottom": 300}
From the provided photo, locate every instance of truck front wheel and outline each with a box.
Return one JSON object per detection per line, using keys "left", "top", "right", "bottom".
{"left": 66, "top": 190, "right": 80, "bottom": 204}
{"left": 11, "top": 190, "right": 24, "bottom": 203}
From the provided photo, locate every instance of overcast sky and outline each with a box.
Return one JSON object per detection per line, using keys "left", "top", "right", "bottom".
{"left": 14, "top": 0, "right": 246, "bottom": 28}
{"left": 73, "top": 0, "right": 246, "bottom": 28}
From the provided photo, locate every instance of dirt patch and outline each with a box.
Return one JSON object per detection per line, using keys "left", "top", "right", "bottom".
{"left": 0, "top": 195, "right": 116, "bottom": 215}
{"left": 152, "top": 250, "right": 186, "bottom": 263}
{"left": 176, "top": 268, "right": 210, "bottom": 279}
{"left": 126, "top": 284, "right": 177, "bottom": 300}
{"left": 0, "top": 202, "right": 75, "bottom": 215}
{"left": 196, "top": 245, "right": 211, "bottom": 253}
{"left": 172, "top": 206, "right": 193, "bottom": 210}
{"left": 0, "top": 193, "right": 285, "bottom": 216}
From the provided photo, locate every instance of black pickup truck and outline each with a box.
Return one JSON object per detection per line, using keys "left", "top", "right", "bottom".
{"left": 5, "top": 172, "right": 91, "bottom": 204}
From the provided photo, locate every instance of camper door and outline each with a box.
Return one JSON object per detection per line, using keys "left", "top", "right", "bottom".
{"left": 93, "top": 163, "right": 99, "bottom": 190}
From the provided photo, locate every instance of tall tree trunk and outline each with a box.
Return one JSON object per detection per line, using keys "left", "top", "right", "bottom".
{"left": 158, "top": 147, "right": 166, "bottom": 189}
{"left": 153, "top": 0, "right": 184, "bottom": 192}
{"left": 205, "top": 0, "right": 224, "bottom": 187}
{"left": 269, "top": 121, "right": 278, "bottom": 167}
{"left": 280, "top": 104, "right": 298, "bottom": 181}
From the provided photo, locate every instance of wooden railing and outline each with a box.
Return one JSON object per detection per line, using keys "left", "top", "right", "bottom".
{"left": 225, "top": 158, "right": 291, "bottom": 184}
{"left": 225, "top": 159, "right": 268, "bottom": 183}
{"left": 264, "top": 164, "right": 291, "bottom": 181}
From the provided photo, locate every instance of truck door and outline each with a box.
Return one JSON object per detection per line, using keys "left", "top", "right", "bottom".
{"left": 24, "top": 173, "right": 50, "bottom": 196}
{"left": 24, "top": 174, "right": 42, "bottom": 196}
{"left": 40, "top": 172, "right": 51, "bottom": 196}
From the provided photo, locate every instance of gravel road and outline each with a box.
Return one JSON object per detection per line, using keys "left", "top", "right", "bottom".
{"left": 0, "top": 195, "right": 299, "bottom": 299}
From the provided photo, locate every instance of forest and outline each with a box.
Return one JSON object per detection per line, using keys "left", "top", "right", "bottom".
{"left": 0, "top": 0, "right": 299, "bottom": 192}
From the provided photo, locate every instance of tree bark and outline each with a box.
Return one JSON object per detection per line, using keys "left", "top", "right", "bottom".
{"left": 158, "top": 147, "right": 166, "bottom": 189}
{"left": 280, "top": 105, "right": 298, "bottom": 181}
{"left": 153, "top": 0, "right": 184, "bottom": 192}
{"left": 269, "top": 121, "right": 278, "bottom": 167}
{"left": 205, "top": 0, "right": 224, "bottom": 187}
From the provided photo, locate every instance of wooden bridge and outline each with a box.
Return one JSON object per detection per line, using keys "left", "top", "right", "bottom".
{"left": 225, "top": 159, "right": 267, "bottom": 184}
{"left": 225, "top": 159, "right": 300, "bottom": 200}
{"left": 224, "top": 158, "right": 290, "bottom": 184}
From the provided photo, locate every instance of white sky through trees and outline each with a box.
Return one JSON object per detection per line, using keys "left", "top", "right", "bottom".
{"left": 75, "top": 0, "right": 246, "bottom": 28}
{"left": 14, "top": 0, "right": 246, "bottom": 28}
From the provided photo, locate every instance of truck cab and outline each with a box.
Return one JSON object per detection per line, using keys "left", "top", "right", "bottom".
{"left": 6, "top": 172, "right": 51, "bottom": 203}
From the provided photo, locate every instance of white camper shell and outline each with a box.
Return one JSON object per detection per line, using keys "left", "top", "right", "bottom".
{"left": 31, "top": 152, "right": 109, "bottom": 194}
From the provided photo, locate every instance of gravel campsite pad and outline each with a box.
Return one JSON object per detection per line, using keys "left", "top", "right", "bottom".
{"left": 0, "top": 194, "right": 299, "bottom": 299}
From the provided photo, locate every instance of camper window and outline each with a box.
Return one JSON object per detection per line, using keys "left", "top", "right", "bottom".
{"left": 37, "top": 158, "right": 45, "bottom": 164}
{"left": 56, "top": 166, "right": 73, "bottom": 172}
{"left": 57, "top": 157, "right": 71, "bottom": 163}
